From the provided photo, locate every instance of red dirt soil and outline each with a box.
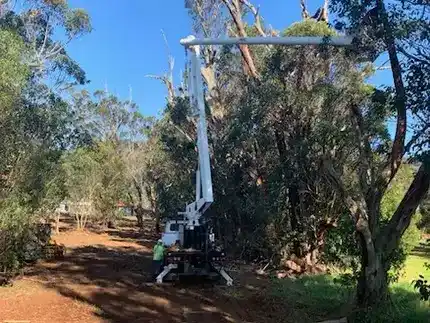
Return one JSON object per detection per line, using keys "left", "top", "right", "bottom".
{"left": 0, "top": 218, "right": 280, "bottom": 323}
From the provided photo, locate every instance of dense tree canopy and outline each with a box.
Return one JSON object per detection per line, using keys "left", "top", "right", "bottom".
{"left": 1, "top": 0, "right": 429, "bottom": 318}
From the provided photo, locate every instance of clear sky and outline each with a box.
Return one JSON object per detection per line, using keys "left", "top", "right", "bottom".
{"left": 67, "top": 0, "right": 393, "bottom": 118}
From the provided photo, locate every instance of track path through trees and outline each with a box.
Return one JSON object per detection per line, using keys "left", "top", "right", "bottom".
{"left": 0, "top": 217, "right": 292, "bottom": 323}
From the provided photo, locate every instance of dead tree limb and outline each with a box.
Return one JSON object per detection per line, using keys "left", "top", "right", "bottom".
{"left": 145, "top": 30, "right": 175, "bottom": 105}
{"left": 239, "top": 0, "right": 266, "bottom": 36}
{"left": 300, "top": 0, "right": 310, "bottom": 19}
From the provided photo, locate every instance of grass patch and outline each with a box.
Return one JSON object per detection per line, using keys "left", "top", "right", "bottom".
{"left": 269, "top": 253, "right": 430, "bottom": 322}
{"left": 399, "top": 254, "right": 429, "bottom": 283}
{"left": 271, "top": 274, "right": 353, "bottom": 321}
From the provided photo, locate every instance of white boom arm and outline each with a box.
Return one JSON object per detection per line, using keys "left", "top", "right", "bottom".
{"left": 179, "top": 35, "right": 353, "bottom": 229}
{"left": 180, "top": 36, "right": 353, "bottom": 47}
{"left": 179, "top": 37, "right": 213, "bottom": 229}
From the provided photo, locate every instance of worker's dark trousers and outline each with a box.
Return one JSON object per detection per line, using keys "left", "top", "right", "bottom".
{"left": 152, "top": 260, "right": 163, "bottom": 280}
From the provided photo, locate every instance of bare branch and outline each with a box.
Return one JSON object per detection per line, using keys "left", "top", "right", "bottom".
{"left": 375, "top": 65, "right": 391, "bottom": 71}
{"left": 161, "top": 29, "right": 175, "bottom": 94}
{"left": 169, "top": 121, "right": 194, "bottom": 142}
{"left": 300, "top": 0, "right": 310, "bottom": 19}
{"left": 145, "top": 31, "right": 176, "bottom": 105}
{"left": 145, "top": 74, "right": 166, "bottom": 81}
{"left": 404, "top": 122, "right": 430, "bottom": 154}
{"left": 38, "top": 15, "right": 51, "bottom": 56}
{"left": 398, "top": 46, "right": 429, "bottom": 65}
{"left": 45, "top": 43, "right": 64, "bottom": 59}
{"left": 239, "top": 0, "right": 266, "bottom": 36}
{"left": 350, "top": 104, "right": 373, "bottom": 191}
{"left": 322, "top": 157, "right": 368, "bottom": 224}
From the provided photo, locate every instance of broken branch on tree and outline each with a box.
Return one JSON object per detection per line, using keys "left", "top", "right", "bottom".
{"left": 145, "top": 30, "right": 175, "bottom": 105}
{"left": 239, "top": 0, "right": 266, "bottom": 36}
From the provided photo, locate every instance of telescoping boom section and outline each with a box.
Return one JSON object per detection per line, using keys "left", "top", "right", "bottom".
{"left": 178, "top": 38, "right": 214, "bottom": 230}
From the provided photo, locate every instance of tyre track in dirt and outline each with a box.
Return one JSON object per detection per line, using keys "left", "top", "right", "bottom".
{"left": 1, "top": 218, "right": 270, "bottom": 323}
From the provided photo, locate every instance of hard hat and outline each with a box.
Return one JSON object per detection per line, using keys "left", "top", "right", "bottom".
{"left": 157, "top": 239, "right": 163, "bottom": 243}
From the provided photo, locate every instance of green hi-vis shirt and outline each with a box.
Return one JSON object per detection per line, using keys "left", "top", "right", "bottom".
{"left": 153, "top": 244, "right": 165, "bottom": 261}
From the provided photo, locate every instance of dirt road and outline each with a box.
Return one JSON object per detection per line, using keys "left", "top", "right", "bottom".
{"left": 0, "top": 218, "right": 283, "bottom": 323}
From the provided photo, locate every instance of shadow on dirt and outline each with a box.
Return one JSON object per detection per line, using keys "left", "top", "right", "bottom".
{"left": 25, "top": 223, "right": 249, "bottom": 323}
{"left": 107, "top": 229, "right": 156, "bottom": 249}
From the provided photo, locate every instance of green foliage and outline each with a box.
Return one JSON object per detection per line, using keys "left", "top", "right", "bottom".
{"left": 283, "top": 19, "right": 336, "bottom": 37}
{"left": 324, "top": 215, "right": 360, "bottom": 269}
{"left": 60, "top": 91, "right": 151, "bottom": 228}
{"left": 91, "top": 142, "right": 126, "bottom": 225}
{"left": 413, "top": 273, "right": 430, "bottom": 303}
{"left": 42, "top": 0, "right": 68, "bottom": 9}
{"left": 382, "top": 165, "right": 422, "bottom": 253}
{"left": 229, "top": 19, "right": 373, "bottom": 262}
{"left": 0, "top": 29, "right": 28, "bottom": 116}
{"left": 0, "top": 198, "right": 31, "bottom": 273}
{"left": 0, "top": 0, "right": 94, "bottom": 274}
{"left": 333, "top": 272, "right": 357, "bottom": 287}
{"left": 65, "top": 8, "right": 92, "bottom": 37}
{"left": 0, "top": 1, "right": 92, "bottom": 85}
{"left": 418, "top": 194, "right": 430, "bottom": 233}
{"left": 62, "top": 147, "right": 101, "bottom": 202}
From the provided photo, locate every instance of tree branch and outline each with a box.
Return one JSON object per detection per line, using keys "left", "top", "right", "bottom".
{"left": 322, "top": 158, "right": 367, "bottom": 224}
{"left": 169, "top": 120, "right": 194, "bottom": 142}
{"left": 398, "top": 46, "right": 429, "bottom": 65}
{"left": 380, "top": 161, "right": 430, "bottom": 253}
{"left": 300, "top": 0, "right": 310, "bottom": 19}
{"left": 38, "top": 15, "right": 51, "bottom": 57}
{"left": 404, "top": 122, "right": 430, "bottom": 154}
{"left": 350, "top": 104, "right": 373, "bottom": 192}
{"left": 239, "top": 0, "right": 266, "bottom": 36}
{"left": 377, "top": 0, "right": 408, "bottom": 183}
{"left": 145, "top": 30, "right": 175, "bottom": 105}
{"left": 221, "top": 0, "right": 259, "bottom": 78}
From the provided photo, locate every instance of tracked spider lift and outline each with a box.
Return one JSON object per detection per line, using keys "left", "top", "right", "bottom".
{"left": 157, "top": 33, "right": 352, "bottom": 286}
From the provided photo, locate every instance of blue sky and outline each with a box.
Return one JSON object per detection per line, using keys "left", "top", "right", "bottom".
{"left": 67, "top": 0, "right": 393, "bottom": 118}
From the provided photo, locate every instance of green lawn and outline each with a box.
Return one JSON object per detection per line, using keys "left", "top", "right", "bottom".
{"left": 400, "top": 254, "right": 429, "bottom": 283}
{"left": 270, "top": 249, "right": 430, "bottom": 322}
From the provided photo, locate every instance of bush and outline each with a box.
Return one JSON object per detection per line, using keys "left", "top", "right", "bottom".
{"left": 0, "top": 199, "right": 31, "bottom": 274}
{"left": 0, "top": 198, "right": 50, "bottom": 276}
{"left": 413, "top": 274, "right": 430, "bottom": 302}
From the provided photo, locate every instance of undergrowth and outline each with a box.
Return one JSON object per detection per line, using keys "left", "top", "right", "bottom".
{"left": 269, "top": 254, "right": 430, "bottom": 323}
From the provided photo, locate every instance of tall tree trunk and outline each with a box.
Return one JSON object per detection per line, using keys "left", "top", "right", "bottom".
{"left": 55, "top": 212, "right": 60, "bottom": 234}
{"left": 356, "top": 243, "right": 389, "bottom": 308}
{"left": 357, "top": 163, "right": 430, "bottom": 308}
{"left": 135, "top": 206, "right": 144, "bottom": 229}
{"left": 354, "top": 207, "right": 389, "bottom": 309}
{"left": 133, "top": 180, "right": 145, "bottom": 229}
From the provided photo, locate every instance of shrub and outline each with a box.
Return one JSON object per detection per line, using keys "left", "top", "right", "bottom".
{"left": 0, "top": 198, "right": 51, "bottom": 277}
{"left": 0, "top": 199, "right": 31, "bottom": 274}
{"left": 413, "top": 274, "right": 430, "bottom": 302}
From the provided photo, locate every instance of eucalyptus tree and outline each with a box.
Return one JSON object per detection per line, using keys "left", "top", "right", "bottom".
{"left": 325, "top": 0, "right": 430, "bottom": 309}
